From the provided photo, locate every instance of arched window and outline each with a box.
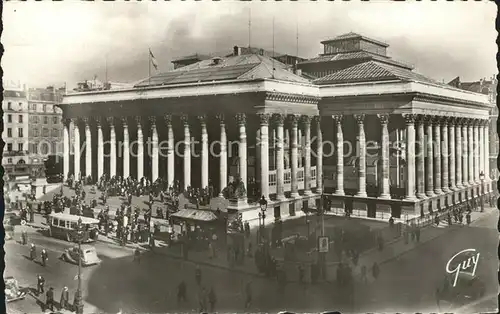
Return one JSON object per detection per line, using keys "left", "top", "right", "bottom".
{"left": 17, "top": 159, "right": 25, "bottom": 165}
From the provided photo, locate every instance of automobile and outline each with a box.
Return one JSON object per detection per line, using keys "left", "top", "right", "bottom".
{"left": 5, "top": 276, "right": 27, "bottom": 302}
{"left": 61, "top": 244, "right": 101, "bottom": 266}
{"left": 436, "top": 271, "right": 486, "bottom": 311}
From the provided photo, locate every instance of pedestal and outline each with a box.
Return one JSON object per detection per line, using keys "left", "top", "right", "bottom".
{"left": 32, "top": 178, "right": 48, "bottom": 199}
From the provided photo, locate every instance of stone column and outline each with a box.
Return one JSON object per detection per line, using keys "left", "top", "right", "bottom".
{"left": 289, "top": 115, "right": 300, "bottom": 198}
{"left": 484, "top": 119, "right": 491, "bottom": 190}
{"left": 441, "top": 118, "right": 450, "bottom": 192}
{"left": 199, "top": 115, "right": 209, "bottom": 189}
{"left": 333, "top": 115, "right": 344, "bottom": 195}
{"left": 150, "top": 116, "right": 159, "bottom": 182}
{"left": 415, "top": 115, "right": 426, "bottom": 198}
{"left": 479, "top": 120, "right": 485, "bottom": 177}
{"left": 236, "top": 113, "right": 248, "bottom": 196}
{"left": 181, "top": 114, "right": 191, "bottom": 190}
{"left": 302, "top": 115, "right": 312, "bottom": 195}
{"left": 455, "top": 119, "right": 463, "bottom": 189}
{"left": 164, "top": 115, "right": 175, "bottom": 189}
{"left": 63, "top": 119, "right": 70, "bottom": 181}
{"left": 258, "top": 113, "right": 270, "bottom": 200}
{"left": 448, "top": 118, "right": 456, "bottom": 190}
{"left": 462, "top": 121, "right": 469, "bottom": 186}
{"left": 314, "top": 116, "right": 323, "bottom": 194}
{"left": 216, "top": 114, "right": 227, "bottom": 196}
{"left": 468, "top": 120, "right": 474, "bottom": 185}
{"left": 473, "top": 120, "right": 480, "bottom": 183}
{"left": 73, "top": 118, "right": 81, "bottom": 180}
{"left": 96, "top": 118, "right": 104, "bottom": 180}
{"left": 354, "top": 114, "right": 367, "bottom": 197}
{"left": 136, "top": 117, "right": 144, "bottom": 180}
{"left": 376, "top": 114, "right": 391, "bottom": 198}
{"left": 107, "top": 117, "right": 117, "bottom": 178}
{"left": 404, "top": 114, "right": 417, "bottom": 201}
{"left": 432, "top": 117, "right": 443, "bottom": 194}
{"left": 83, "top": 118, "right": 92, "bottom": 178}
{"left": 274, "top": 114, "right": 286, "bottom": 200}
{"left": 122, "top": 117, "right": 130, "bottom": 179}
{"left": 425, "top": 116, "right": 435, "bottom": 196}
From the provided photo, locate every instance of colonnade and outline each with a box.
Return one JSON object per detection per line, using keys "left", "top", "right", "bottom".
{"left": 63, "top": 113, "right": 324, "bottom": 202}
{"left": 331, "top": 114, "right": 491, "bottom": 200}
{"left": 63, "top": 113, "right": 491, "bottom": 202}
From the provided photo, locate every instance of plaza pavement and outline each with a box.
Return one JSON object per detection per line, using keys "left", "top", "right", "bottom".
{"left": 25, "top": 184, "right": 498, "bottom": 285}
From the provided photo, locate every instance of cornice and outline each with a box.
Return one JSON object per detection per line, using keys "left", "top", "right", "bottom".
{"left": 264, "top": 91, "right": 320, "bottom": 105}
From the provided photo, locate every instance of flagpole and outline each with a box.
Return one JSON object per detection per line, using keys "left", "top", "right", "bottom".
{"left": 148, "top": 49, "right": 151, "bottom": 86}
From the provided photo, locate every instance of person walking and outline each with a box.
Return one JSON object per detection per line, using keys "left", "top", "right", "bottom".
{"left": 30, "top": 243, "right": 37, "bottom": 261}
{"left": 361, "top": 265, "right": 368, "bottom": 284}
{"left": 60, "top": 286, "right": 69, "bottom": 310}
{"left": 45, "top": 287, "right": 55, "bottom": 311}
{"left": 41, "top": 249, "right": 48, "bottom": 267}
{"left": 37, "top": 275, "right": 45, "bottom": 295}
{"left": 177, "top": 281, "right": 187, "bottom": 304}
{"left": 372, "top": 262, "right": 380, "bottom": 280}
{"left": 208, "top": 286, "right": 217, "bottom": 313}
{"left": 244, "top": 281, "right": 252, "bottom": 309}
{"left": 21, "top": 230, "right": 28, "bottom": 245}
{"left": 195, "top": 265, "right": 202, "bottom": 286}
{"left": 134, "top": 248, "right": 141, "bottom": 263}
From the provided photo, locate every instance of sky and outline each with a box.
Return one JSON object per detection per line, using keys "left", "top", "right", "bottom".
{"left": 2, "top": 1, "right": 497, "bottom": 89}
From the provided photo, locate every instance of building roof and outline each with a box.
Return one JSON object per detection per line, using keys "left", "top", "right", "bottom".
{"left": 300, "top": 50, "right": 413, "bottom": 70}
{"left": 314, "top": 60, "right": 440, "bottom": 85}
{"left": 320, "top": 32, "right": 389, "bottom": 47}
{"left": 171, "top": 53, "right": 212, "bottom": 63}
{"left": 135, "top": 53, "right": 310, "bottom": 87}
{"left": 171, "top": 208, "right": 218, "bottom": 222}
{"left": 3, "top": 90, "right": 26, "bottom": 98}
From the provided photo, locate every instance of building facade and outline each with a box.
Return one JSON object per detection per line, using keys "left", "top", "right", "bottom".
{"left": 3, "top": 85, "right": 31, "bottom": 178}
{"left": 28, "top": 87, "right": 65, "bottom": 157}
{"left": 60, "top": 33, "right": 493, "bottom": 223}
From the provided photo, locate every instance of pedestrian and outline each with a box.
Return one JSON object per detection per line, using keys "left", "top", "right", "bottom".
{"left": 134, "top": 248, "right": 141, "bottom": 263}
{"left": 361, "top": 265, "right": 368, "bottom": 284}
{"left": 198, "top": 287, "right": 207, "bottom": 313}
{"left": 195, "top": 265, "right": 202, "bottom": 285}
{"left": 177, "top": 281, "right": 187, "bottom": 304}
{"left": 372, "top": 262, "right": 380, "bottom": 280}
{"left": 46, "top": 287, "right": 54, "bottom": 311}
{"left": 37, "top": 275, "right": 45, "bottom": 295}
{"left": 298, "top": 264, "right": 304, "bottom": 284}
{"left": 244, "top": 281, "right": 252, "bottom": 309}
{"left": 21, "top": 230, "right": 27, "bottom": 245}
{"left": 30, "top": 243, "right": 37, "bottom": 260}
{"left": 208, "top": 287, "right": 217, "bottom": 312}
{"left": 41, "top": 249, "right": 48, "bottom": 266}
{"left": 466, "top": 212, "right": 471, "bottom": 225}
{"left": 60, "top": 286, "right": 69, "bottom": 310}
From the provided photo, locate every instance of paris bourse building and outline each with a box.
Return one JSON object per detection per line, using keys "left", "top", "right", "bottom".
{"left": 60, "top": 32, "right": 493, "bottom": 222}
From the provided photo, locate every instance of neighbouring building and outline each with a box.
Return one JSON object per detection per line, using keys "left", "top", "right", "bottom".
{"left": 28, "top": 86, "right": 65, "bottom": 157}
{"left": 60, "top": 32, "right": 494, "bottom": 224}
{"left": 3, "top": 81, "right": 32, "bottom": 179}
{"left": 448, "top": 75, "right": 498, "bottom": 184}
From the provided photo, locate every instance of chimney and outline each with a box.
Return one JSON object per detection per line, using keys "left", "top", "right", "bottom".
{"left": 296, "top": 69, "right": 302, "bottom": 76}
{"left": 233, "top": 46, "right": 239, "bottom": 56}
{"left": 259, "top": 49, "right": 264, "bottom": 56}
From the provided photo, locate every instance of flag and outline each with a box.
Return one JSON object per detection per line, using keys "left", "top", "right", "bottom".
{"left": 149, "top": 48, "right": 158, "bottom": 70}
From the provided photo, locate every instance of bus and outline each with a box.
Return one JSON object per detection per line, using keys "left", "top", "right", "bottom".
{"left": 47, "top": 213, "right": 99, "bottom": 243}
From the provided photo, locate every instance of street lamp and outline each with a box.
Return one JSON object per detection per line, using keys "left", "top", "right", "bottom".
{"left": 479, "top": 171, "right": 485, "bottom": 212}
{"left": 74, "top": 217, "right": 84, "bottom": 314}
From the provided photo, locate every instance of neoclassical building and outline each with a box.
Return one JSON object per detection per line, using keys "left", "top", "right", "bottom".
{"left": 60, "top": 33, "right": 493, "bottom": 223}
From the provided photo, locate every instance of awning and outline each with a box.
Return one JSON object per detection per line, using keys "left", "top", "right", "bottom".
{"left": 171, "top": 209, "right": 218, "bottom": 222}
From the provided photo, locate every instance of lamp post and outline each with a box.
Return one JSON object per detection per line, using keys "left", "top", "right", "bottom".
{"left": 479, "top": 171, "right": 485, "bottom": 212}
{"left": 74, "top": 217, "right": 84, "bottom": 314}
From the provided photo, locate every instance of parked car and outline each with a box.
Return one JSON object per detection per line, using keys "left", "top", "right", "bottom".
{"left": 5, "top": 276, "right": 27, "bottom": 302}
{"left": 437, "top": 271, "right": 486, "bottom": 311}
{"left": 61, "top": 244, "right": 101, "bottom": 266}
